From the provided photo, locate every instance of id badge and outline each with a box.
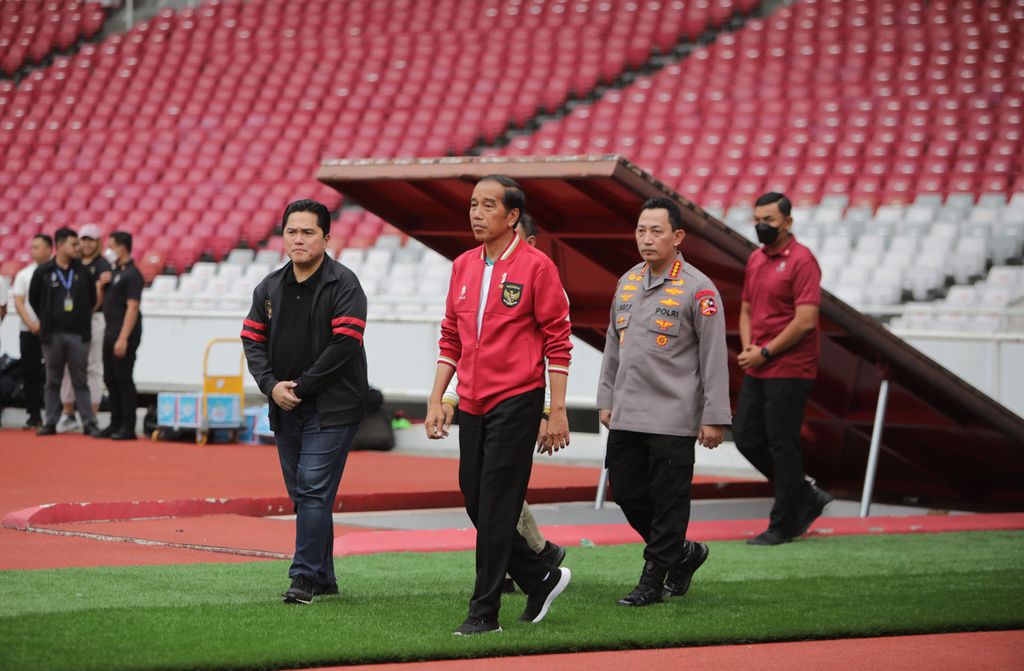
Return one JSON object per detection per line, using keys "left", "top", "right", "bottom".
{"left": 63, "top": 296, "right": 74, "bottom": 312}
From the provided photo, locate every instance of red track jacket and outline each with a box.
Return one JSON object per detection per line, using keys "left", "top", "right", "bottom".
{"left": 438, "top": 234, "right": 572, "bottom": 415}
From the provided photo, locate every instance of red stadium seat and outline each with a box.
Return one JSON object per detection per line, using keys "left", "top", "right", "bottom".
{"left": 1, "top": 0, "right": 1020, "bottom": 280}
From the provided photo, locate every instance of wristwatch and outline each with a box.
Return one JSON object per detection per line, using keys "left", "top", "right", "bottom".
{"left": 760, "top": 347, "right": 772, "bottom": 361}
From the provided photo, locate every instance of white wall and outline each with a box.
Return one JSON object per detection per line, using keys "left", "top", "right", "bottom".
{"left": 1, "top": 308, "right": 604, "bottom": 407}
{"left": 3, "top": 305, "right": 1021, "bottom": 419}
{"left": 892, "top": 329, "right": 1024, "bottom": 419}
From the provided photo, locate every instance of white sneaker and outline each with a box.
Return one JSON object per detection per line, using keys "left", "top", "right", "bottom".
{"left": 57, "top": 414, "right": 80, "bottom": 433}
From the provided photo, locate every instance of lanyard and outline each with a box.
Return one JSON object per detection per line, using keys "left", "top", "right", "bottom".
{"left": 55, "top": 267, "right": 74, "bottom": 293}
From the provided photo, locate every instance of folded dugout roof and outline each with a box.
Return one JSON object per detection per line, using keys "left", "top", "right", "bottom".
{"left": 318, "top": 155, "right": 1024, "bottom": 510}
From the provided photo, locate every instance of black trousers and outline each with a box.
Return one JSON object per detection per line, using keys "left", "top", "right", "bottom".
{"left": 102, "top": 327, "right": 141, "bottom": 433}
{"left": 19, "top": 331, "right": 45, "bottom": 422}
{"left": 458, "top": 388, "right": 548, "bottom": 621}
{"left": 733, "top": 376, "right": 814, "bottom": 535}
{"left": 606, "top": 430, "right": 696, "bottom": 570}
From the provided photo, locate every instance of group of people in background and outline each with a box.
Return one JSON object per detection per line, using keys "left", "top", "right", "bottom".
{"left": 4, "top": 226, "right": 143, "bottom": 439}
{"left": 242, "top": 177, "right": 828, "bottom": 637}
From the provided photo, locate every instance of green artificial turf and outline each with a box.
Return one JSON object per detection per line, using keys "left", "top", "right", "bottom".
{"left": 1, "top": 531, "right": 1022, "bottom": 671}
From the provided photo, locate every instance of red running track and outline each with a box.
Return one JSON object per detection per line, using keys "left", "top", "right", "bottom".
{"left": 322, "top": 630, "right": 1024, "bottom": 671}
{"left": 0, "top": 429, "right": 760, "bottom": 569}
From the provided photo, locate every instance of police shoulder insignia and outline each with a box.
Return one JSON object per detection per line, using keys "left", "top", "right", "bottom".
{"left": 696, "top": 289, "right": 717, "bottom": 316}
{"left": 620, "top": 293, "right": 635, "bottom": 301}
{"left": 264, "top": 299, "right": 273, "bottom": 319}
{"left": 502, "top": 282, "right": 523, "bottom": 308}
{"left": 623, "top": 284, "right": 639, "bottom": 291}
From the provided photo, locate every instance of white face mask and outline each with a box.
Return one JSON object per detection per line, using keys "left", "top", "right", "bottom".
{"left": 103, "top": 247, "right": 118, "bottom": 264}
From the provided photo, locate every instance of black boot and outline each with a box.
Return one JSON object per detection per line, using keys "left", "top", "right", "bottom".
{"left": 790, "top": 485, "right": 834, "bottom": 538}
{"left": 617, "top": 560, "right": 666, "bottom": 607}
{"left": 664, "top": 541, "right": 709, "bottom": 597}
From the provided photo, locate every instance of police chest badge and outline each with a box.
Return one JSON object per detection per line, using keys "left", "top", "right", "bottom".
{"left": 501, "top": 282, "right": 523, "bottom": 308}
{"left": 264, "top": 299, "right": 273, "bottom": 319}
{"left": 696, "top": 289, "right": 717, "bottom": 316}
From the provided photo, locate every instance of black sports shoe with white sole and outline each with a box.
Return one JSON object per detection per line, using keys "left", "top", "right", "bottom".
{"left": 519, "top": 567, "right": 571, "bottom": 623}
{"left": 453, "top": 617, "right": 502, "bottom": 636}
{"left": 282, "top": 576, "right": 315, "bottom": 604}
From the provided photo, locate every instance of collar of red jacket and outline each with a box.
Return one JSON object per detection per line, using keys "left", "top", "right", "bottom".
{"left": 477, "top": 233, "right": 521, "bottom": 263}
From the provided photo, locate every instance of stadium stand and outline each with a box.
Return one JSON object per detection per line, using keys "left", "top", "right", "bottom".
{"left": 3, "top": 0, "right": 1022, "bottom": 332}
{"left": 0, "top": 0, "right": 108, "bottom": 76}
{"left": 487, "top": 0, "right": 1024, "bottom": 310}
{"left": 0, "top": 0, "right": 753, "bottom": 285}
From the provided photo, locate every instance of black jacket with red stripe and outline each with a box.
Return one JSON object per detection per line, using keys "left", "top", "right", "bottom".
{"left": 241, "top": 257, "right": 368, "bottom": 430}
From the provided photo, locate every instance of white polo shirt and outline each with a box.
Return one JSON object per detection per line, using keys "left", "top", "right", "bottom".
{"left": 12, "top": 262, "right": 38, "bottom": 332}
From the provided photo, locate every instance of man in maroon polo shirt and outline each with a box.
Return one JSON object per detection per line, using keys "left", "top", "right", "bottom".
{"left": 734, "top": 192, "right": 833, "bottom": 546}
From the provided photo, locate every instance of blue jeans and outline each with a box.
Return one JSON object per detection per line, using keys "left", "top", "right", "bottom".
{"left": 275, "top": 403, "right": 358, "bottom": 585}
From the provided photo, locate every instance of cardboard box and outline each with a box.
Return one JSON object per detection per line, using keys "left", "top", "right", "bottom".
{"left": 156, "top": 392, "right": 202, "bottom": 429}
{"left": 205, "top": 393, "right": 242, "bottom": 428}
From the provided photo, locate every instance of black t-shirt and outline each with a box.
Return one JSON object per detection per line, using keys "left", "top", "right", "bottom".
{"left": 82, "top": 255, "right": 112, "bottom": 309}
{"left": 271, "top": 262, "right": 323, "bottom": 382}
{"left": 103, "top": 259, "right": 144, "bottom": 331}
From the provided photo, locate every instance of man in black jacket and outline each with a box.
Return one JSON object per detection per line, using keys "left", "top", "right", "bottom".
{"left": 29, "top": 227, "right": 101, "bottom": 437}
{"left": 241, "top": 199, "right": 368, "bottom": 605}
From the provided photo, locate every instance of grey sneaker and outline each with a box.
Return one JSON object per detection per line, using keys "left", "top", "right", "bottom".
{"left": 57, "top": 414, "right": 79, "bottom": 433}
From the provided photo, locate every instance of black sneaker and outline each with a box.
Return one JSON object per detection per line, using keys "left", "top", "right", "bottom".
{"left": 519, "top": 567, "right": 571, "bottom": 623}
{"left": 747, "top": 529, "right": 790, "bottom": 546}
{"left": 24, "top": 418, "right": 43, "bottom": 430}
{"left": 84, "top": 424, "right": 104, "bottom": 438}
{"left": 36, "top": 425, "right": 57, "bottom": 436}
{"left": 95, "top": 425, "right": 116, "bottom": 438}
{"left": 313, "top": 581, "right": 339, "bottom": 597}
{"left": 282, "top": 576, "right": 315, "bottom": 604}
{"left": 537, "top": 541, "right": 566, "bottom": 568}
{"left": 664, "top": 541, "right": 709, "bottom": 597}
{"left": 110, "top": 429, "right": 137, "bottom": 441}
{"left": 790, "top": 486, "right": 834, "bottom": 537}
{"left": 453, "top": 616, "right": 502, "bottom": 636}
{"left": 617, "top": 560, "right": 666, "bottom": 607}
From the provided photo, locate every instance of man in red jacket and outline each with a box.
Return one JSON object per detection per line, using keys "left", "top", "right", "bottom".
{"left": 425, "top": 175, "right": 573, "bottom": 636}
